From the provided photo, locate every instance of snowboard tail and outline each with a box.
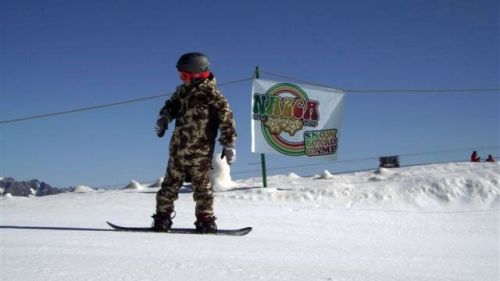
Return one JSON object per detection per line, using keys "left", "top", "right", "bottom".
{"left": 106, "top": 221, "right": 252, "bottom": 236}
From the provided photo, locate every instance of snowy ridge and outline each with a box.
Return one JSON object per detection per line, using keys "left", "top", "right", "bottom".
{"left": 222, "top": 162, "right": 500, "bottom": 209}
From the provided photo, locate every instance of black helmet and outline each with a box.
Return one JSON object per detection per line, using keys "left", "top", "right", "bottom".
{"left": 176, "top": 52, "right": 210, "bottom": 73}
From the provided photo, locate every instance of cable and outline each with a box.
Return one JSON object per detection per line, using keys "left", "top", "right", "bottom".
{"left": 51, "top": 143, "right": 499, "bottom": 188}
{"left": 346, "top": 88, "right": 500, "bottom": 94}
{"left": 0, "top": 93, "right": 170, "bottom": 125}
{"left": 3, "top": 69, "right": 498, "bottom": 125}
{"left": 0, "top": 76, "right": 254, "bottom": 125}
{"left": 236, "top": 145, "right": 500, "bottom": 175}
{"left": 95, "top": 154, "right": 499, "bottom": 188}
{"left": 260, "top": 70, "right": 500, "bottom": 94}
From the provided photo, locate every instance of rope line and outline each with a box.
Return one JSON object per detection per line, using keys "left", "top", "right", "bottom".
{"left": 3, "top": 69, "right": 499, "bottom": 125}
{"left": 260, "top": 70, "right": 500, "bottom": 94}
{"left": 0, "top": 77, "right": 254, "bottom": 125}
{"left": 0, "top": 93, "right": 170, "bottom": 124}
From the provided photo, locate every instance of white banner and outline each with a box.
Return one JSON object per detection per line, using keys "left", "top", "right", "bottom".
{"left": 251, "top": 79, "right": 345, "bottom": 159}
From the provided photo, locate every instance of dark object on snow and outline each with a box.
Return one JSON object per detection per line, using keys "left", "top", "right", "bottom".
{"left": 379, "top": 156, "right": 400, "bottom": 168}
{"left": 471, "top": 151, "right": 481, "bottom": 162}
{"left": 194, "top": 214, "right": 218, "bottom": 233}
{"left": 106, "top": 221, "right": 252, "bottom": 236}
{"left": 151, "top": 212, "right": 174, "bottom": 232}
{"left": 485, "top": 154, "right": 495, "bottom": 162}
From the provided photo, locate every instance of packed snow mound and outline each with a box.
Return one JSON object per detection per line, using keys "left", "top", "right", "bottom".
{"left": 72, "top": 185, "right": 95, "bottom": 193}
{"left": 210, "top": 153, "right": 236, "bottom": 191}
{"left": 220, "top": 162, "right": 500, "bottom": 209}
{"left": 122, "top": 180, "right": 145, "bottom": 190}
{"left": 286, "top": 172, "right": 302, "bottom": 179}
{"left": 374, "top": 167, "right": 391, "bottom": 175}
{"left": 319, "top": 170, "right": 335, "bottom": 179}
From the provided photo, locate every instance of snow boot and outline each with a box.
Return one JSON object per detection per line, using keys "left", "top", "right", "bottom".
{"left": 194, "top": 214, "right": 217, "bottom": 233}
{"left": 151, "top": 212, "right": 173, "bottom": 232}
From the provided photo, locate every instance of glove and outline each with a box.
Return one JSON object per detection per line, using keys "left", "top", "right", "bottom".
{"left": 221, "top": 145, "right": 236, "bottom": 165}
{"left": 155, "top": 116, "right": 169, "bottom": 138}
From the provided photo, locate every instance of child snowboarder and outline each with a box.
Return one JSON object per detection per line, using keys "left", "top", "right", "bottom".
{"left": 152, "top": 52, "right": 237, "bottom": 233}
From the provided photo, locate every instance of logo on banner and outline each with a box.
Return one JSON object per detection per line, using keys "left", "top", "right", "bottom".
{"left": 253, "top": 83, "right": 336, "bottom": 156}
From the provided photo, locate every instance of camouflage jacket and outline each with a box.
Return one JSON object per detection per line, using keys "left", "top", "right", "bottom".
{"left": 159, "top": 76, "right": 237, "bottom": 159}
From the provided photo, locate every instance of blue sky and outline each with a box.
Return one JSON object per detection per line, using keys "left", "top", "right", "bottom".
{"left": 1, "top": 0, "right": 499, "bottom": 187}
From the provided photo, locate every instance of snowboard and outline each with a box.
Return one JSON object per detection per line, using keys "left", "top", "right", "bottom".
{"left": 106, "top": 221, "right": 252, "bottom": 236}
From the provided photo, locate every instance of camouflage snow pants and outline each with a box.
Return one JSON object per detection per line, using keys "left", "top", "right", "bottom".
{"left": 156, "top": 156, "right": 213, "bottom": 217}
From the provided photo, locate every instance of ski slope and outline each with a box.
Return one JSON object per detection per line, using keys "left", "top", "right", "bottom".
{"left": 1, "top": 161, "right": 499, "bottom": 281}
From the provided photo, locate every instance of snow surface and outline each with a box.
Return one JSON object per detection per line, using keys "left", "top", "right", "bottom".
{"left": 1, "top": 162, "right": 499, "bottom": 281}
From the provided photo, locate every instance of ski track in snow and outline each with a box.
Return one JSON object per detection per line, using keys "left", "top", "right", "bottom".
{"left": 1, "top": 162, "right": 499, "bottom": 281}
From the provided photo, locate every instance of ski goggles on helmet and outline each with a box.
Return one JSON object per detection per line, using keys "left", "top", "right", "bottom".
{"left": 179, "top": 70, "right": 211, "bottom": 81}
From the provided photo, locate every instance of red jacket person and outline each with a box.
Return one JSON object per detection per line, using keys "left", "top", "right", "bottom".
{"left": 470, "top": 151, "right": 481, "bottom": 162}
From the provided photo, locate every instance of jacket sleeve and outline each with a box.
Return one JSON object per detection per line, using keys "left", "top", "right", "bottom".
{"left": 211, "top": 90, "right": 237, "bottom": 147}
{"left": 159, "top": 87, "right": 181, "bottom": 120}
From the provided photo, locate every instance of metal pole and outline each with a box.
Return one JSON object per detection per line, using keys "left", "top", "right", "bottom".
{"left": 254, "top": 66, "right": 268, "bottom": 188}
